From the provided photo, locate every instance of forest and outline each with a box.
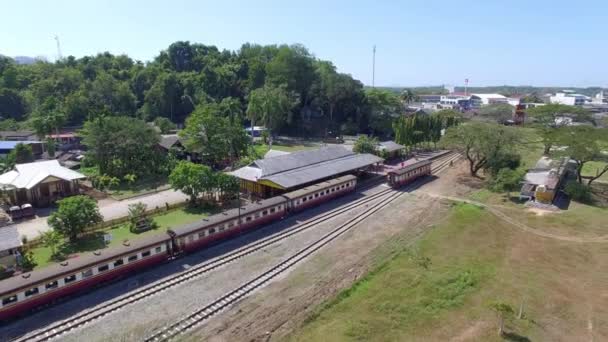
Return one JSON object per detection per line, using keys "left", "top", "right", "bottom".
{"left": 0, "top": 41, "right": 391, "bottom": 138}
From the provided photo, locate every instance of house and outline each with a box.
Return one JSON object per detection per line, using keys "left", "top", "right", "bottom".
{"left": 470, "top": 94, "right": 508, "bottom": 108}
{"left": 550, "top": 91, "right": 587, "bottom": 106}
{"left": 520, "top": 156, "right": 576, "bottom": 204}
{"left": 0, "top": 131, "right": 38, "bottom": 141}
{"left": 157, "top": 134, "right": 200, "bottom": 162}
{"left": 0, "top": 141, "right": 44, "bottom": 157}
{"left": 0, "top": 160, "right": 86, "bottom": 207}
{"left": 0, "top": 226, "right": 22, "bottom": 269}
{"left": 377, "top": 141, "right": 405, "bottom": 159}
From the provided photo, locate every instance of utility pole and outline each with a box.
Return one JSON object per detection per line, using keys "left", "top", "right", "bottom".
{"left": 54, "top": 35, "right": 63, "bottom": 61}
{"left": 372, "top": 45, "right": 376, "bottom": 88}
{"left": 464, "top": 78, "right": 469, "bottom": 96}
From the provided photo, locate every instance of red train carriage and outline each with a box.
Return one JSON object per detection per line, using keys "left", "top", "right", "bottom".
{"left": 0, "top": 234, "right": 172, "bottom": 321}
{"left": 387, "top": 160, "right": 432, "bottom": 188}
{"left": 169, "top": 196, "right": 287, "bottom": 253}
{"left": 283, "top": 175, "right": 357, "bottom": 212}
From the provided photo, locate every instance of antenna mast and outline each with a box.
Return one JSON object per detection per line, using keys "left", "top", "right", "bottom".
{"left": 372, "top": 45, "right": 376, "bottom": 88}
{"left": 54, "top": 35, "right": 63, "bottom": 61}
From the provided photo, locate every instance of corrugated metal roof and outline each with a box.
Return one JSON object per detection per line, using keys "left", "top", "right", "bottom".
{"left": 0, "top": 226, "right": 21, "bottom": 251}
{"left": 0, "top": 141, "right": 42, "bottom": 149}
{"left": 281, "top": 175, "right": 357, "bottom": 199}
{"left": 0, "top": 160, "right": 86, "bottom": 190}
{"left": 0, "top": 233, "right": 170, "bottom": 296}
{"left": 253, "top": 145, "right": 353, "bottom": 177}
{"left": 379, "top": 141, "right": 404, "bottom": 153}
{"left": 264, "top": 153, "right": 382, "bottom": 189}
{"left": 159, "top": 134, "right": 180, "bottom": 150}
{"left": 264, "top": 149, "right": 291, "bottom": 159}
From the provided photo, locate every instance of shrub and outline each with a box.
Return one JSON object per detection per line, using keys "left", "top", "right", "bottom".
{"left": 488, "top": 168, "right": 525, "bottom": 193}
{"left": 564, "top": 181, "right": 592, "bottom": 203}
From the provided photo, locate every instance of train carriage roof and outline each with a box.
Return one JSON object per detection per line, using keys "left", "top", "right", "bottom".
{"left": 0, "top": 233, "right": 170, "bottom": 296}
{"left": 169, "top": 196, "right": 286, "bottom": 237}
{"left": 388, "top": 159, "right": 432, "bottom": 176}
{"left": 281, "top": 175, "right": 357, "bottom": 200}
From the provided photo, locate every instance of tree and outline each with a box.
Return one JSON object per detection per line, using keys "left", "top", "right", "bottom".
{"left": 11, "top": 143, "right": 34, "bottom": 164}
{"left": 353, "top": 135, "right": 378, "bottom": 154}
{"left": 154, "top": 117, "right": 176, "bottom": 134}
{"left": 48, "top": 196, "right": 103, "bottom": 242}
{"left": 246, "top": 84, "right": 296, "bottom": 133}
{"left": 181, "top": 102, "right": 250, "bottom": 166}
{"left": 553, "top": 126, "right": 608, "bottom": 184}
{"left": 169, "top": 161, "right": 210, "bottom": 204}
{"left": 526, "top": 104, "right": 590, "bottom": 154}
{"left": 80, "top": 116, "right": 162, "bottom": 178}
{"left": 477, "top": 103, "right": 514, "bottom": 123}
{"left": 365, "top": 88, "right": 402, "bottom": 137}
{"left": 441, "top": 123, "right": 520, "bottom": 177}
{"left": 489, "top": 168, "right": 525, "bottom": 194}
{"left": 127, "top": 202, "right": 155, "bottom": 232}
{"left": 489, "top": 301, "right": 514, "bottom": 336}
{"left": 46, "top": 137, "right": 56, "bottom": 158}
{"left": 215, "top": 173, "right": 240, "bottom": 201}
{"left": 39, "top": 230, "right": 62, "bottom": 258}
{"left": 400, "top": 89, "right": 417, "bottom": 103}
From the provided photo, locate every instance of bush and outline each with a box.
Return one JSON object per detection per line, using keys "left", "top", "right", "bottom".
{"left": 484, "top": 152, "right": 521, "bottom": 176}
{"left": 564, "top": 181, "right": 592, "bottom": 203}
{"left": 488, "top": 168, "right": 525, "bottom": 193}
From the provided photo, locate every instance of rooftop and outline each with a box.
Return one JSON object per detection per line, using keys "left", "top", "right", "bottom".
{"left": 0, "top": 141, "right": 42, "bottom": 150}
{"left": 0, "top": 160, "right": 86, "bottom": 190}
{"left": 0, "top": 226, "right": 21, "bottom": 252}
{"left": 264, "top": 149, "right": 291, "bottom": 159}
{"left": 378, "top": 141, "right": 405, "bottom": 153}
{"left": 158, "top": 134, "right": 180, "bottom": 150}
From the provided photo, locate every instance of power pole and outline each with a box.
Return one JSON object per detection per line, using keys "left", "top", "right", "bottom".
{"left": 372, "top": 45, "right": 376, "bottom": 88}
{"left": 54, "top": 35, "right": 63, "bottom": 61}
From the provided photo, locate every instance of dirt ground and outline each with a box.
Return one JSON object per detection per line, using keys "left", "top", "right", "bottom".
{"left": 184, "top": 161, "right": 470, "bottom": 341}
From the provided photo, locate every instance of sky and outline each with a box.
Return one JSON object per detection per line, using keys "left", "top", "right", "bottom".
{"left": 1, "top": 0, "right": 607, "bottom": 87}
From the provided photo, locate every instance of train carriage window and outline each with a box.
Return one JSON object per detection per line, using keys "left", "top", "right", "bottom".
{"left": 246, "top": 216, "right": 252, "bottom": 222}
{"left": 228, "top": 222, "right": 235, "bottom": 228}
{"left": 209, "top": 228, "right": 216, "bottom": 234}
{"left": 270, "top": 208, "right": 276, "bottom": 213}
{"left": 98, "top": 264, "right": 109, "bottom": 273}
{"left": 219, "top": 225, "right": 225, "bottom": 232}
{"left": 2, "top": 295, "right": 17, "bottom": 306}
{"left": 199, "top": 232, "right": 205, "bottom": 238}
{"left": 155, "top": 246, "right": 162, "bottom": 253}
{"left": 128, "top": 255, "right": 138, "bottom": 262}
{"left": 301, "top": 197, "right": 307, "bottom": 202}
{"left": 114, "top": 259, "right": 124, "bottom": 267}
{"left": 188, "top": 235, "right": 194, "bottom": 242}
{"left": 25, "top": 287, "right": 39, "bottom": 297}
{"left": 254, "top": 213, "right": 260, "bottom": 218}
{"left": 45, "top": 280, "right": 59, "bottom": 290}
{"left": 82, "top": 269, "right": 93, "bottom": 278}
{"left": 64, "top": 274, "right": 76, "bottom": 283}
{"left": 142, "top": 250, "right": 151, "bottom": 257}
{"left": 314, "top": 193, "right": 318, "bottom": 198}
{"left": 278, "top": 205, "right": 281, "bottom": 209}
{"left": 262, "top": 210, "right": 268, "bottom": 216}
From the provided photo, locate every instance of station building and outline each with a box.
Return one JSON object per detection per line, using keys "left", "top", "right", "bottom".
{"left": 230, "top": 145, "right": 383, "bottom": 198}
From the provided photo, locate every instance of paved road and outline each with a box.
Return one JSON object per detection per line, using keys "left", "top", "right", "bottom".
{"left": 14, "top": 189, "right": 189, "bottom": 240}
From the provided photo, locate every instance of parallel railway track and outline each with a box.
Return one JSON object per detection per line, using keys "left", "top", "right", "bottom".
{"left": 15, "top": 152, "right": 460, "bottom": 342}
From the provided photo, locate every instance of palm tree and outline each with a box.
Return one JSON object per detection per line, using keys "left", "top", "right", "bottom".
{"left": 400, "top": 89, "right": 417, "bottom": 104}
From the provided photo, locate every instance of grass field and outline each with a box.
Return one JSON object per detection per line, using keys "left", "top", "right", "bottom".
{"left": 289, "top": 202, "right": 608, "bottom": 341}
{"left": 30, "top": 206, "right": 210, "bottom": 269}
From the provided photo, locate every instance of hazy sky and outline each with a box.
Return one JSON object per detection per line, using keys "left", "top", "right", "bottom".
{"left": 2, "top": 0, "right": 607, "bottom": 87}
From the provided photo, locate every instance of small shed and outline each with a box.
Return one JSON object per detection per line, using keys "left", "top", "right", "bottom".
{"left": 0, "top": 226, "right": 22, "bottom": 268}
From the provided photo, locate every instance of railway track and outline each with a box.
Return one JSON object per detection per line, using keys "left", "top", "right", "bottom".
{"left": 14, "top": 152, "right": 460, "bottom": 342}
{"left": 144, "top": 153, "right": 460, "bottom": 342}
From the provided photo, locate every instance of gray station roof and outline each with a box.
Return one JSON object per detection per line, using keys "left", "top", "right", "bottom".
{"left": 378, "top": 141, "right": 405, "bottom": 153}
{"left": 0, "top": 233, "right": 170, "bottom": 296}
{"left": 230, "top": 145, "right": 382, "bottom": 189}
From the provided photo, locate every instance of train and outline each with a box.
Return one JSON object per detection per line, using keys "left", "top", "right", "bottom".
{"left": 0, "top": 159, "right": 435, "bottom": 321}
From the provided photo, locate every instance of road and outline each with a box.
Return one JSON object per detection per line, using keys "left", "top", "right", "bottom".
{"left": 12, "top": 189, "right": 189, "bottom": 240}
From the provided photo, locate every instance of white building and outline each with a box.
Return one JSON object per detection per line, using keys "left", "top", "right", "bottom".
{"left": 550, "top": 92, "right": 586, "bottom": 106}
{"left": 470, "top": 93, "right": 508, "bottom": 108}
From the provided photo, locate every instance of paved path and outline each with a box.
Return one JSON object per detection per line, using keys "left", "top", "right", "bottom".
{"left": 13, "top": 189, "right": 189, "bottom": 240}
{"left": 425, "top": 193, "right": 608, "bottom": 243}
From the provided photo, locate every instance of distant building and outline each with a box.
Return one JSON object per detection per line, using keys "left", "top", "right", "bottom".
{"left": 0, "top": 131, "right": 38, "bottom": 141}
{"left": 0, "top": 160, "right": 86, "bottom": 207}
{"left": 550, "top": 91, "right": 586, "bottom": 106}
{"left": 0, "top": 141, "right": 44, "bottom": 158}
{"left": 470, "top": 94, "right": 508, "bottom": 107}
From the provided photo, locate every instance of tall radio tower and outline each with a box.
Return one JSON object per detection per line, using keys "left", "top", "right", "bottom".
{"left": 54, "top": 35, "right": 63, "bottom": 61}
{"left": 372, "top": 45, "right": 376, "bottom": 88}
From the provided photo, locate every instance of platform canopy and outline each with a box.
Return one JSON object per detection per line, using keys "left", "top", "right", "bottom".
{"left": 230, "top": 145, "right": 383, "bottom": 190}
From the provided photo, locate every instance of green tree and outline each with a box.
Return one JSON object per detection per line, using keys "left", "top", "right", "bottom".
{"left": 477, "top": 103, "right": 514, "bottom": 123}
{"left": 489, "top": 168, "right": 525, "bottom": 194}
{"left": 80, "top": 116, "right": 162, "bottom": 178}
{"left": 526, "top": 104, "right": 590, "bottom": 154}
{"left": 353, "top": 135, "right": 378, "bottom": 154}
{"left": 489, "top": 301, "right": 514, "bottom": 336}
{"left": 46, "top": 137, "right": 56, "bottom": 158}
{"left": 169, "top": 161, "right": 210, "bottom": 204}
{"left": 365, "top": 88, "right": 402, "bottom": 137}
{"left": 400, "top": 89, "right": 417, "bottom": 103}
{"left": 154, "top": 117, "right": 176, "bottom": 134}
{"left": 553, "top": 126, "right": 608, "bottom": 184}
{"left": 39, "top": 230, "right": 63, "bottom": 258}
{"left": 441, "top": 123, "right": 520, "bottom": 177}
{"left": 10, "top": 143, "right": 34, "bottom": 164}
{"left": 246, "top": 84, "right": 296, "bottom": 133}
{"left": 48, "top": 195, "right": 103, "bottom": 242}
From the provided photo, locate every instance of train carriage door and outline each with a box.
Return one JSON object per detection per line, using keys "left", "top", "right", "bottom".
{"left": 167, "top": 230, "right": 182, "bottom": 257}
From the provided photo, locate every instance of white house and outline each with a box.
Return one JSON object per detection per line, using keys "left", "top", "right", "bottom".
{"left": 550, "top": 92, "right": 586, "bottom": 106}
{"left": 470, "top": 93, "right": 508, "bottom": 108}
